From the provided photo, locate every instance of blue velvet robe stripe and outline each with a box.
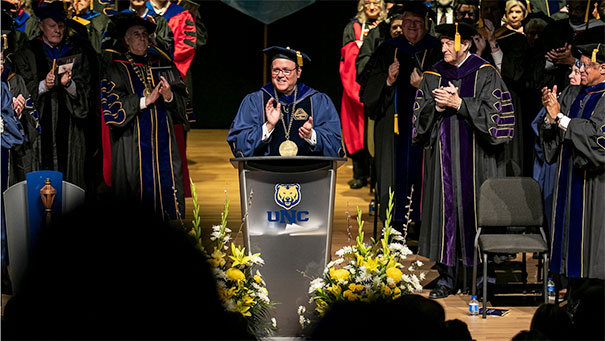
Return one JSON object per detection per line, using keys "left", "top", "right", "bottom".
{"left": 227, "top": 83, "right": 344, "bottom": 157}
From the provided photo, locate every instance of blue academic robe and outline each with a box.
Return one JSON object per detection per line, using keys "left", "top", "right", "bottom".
{"left": 227, "top": 83, "right": 344, "bottom": 157}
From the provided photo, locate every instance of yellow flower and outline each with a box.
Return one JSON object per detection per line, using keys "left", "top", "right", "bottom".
{"left": 382, "top": 284, "right": 392, "bottom": 296}
{"left": 217, "top": 286, "right": 237, "bottom": 301}
{"left": 386, "top": 267, "right": 403, "bottom": 283}
{"left": 363, "top": 257, "right": 379, "bottom": 272}
{"left": 226, "top": 268, "right": 246, "bottom": 282}
{"left": 314, "top": 298, "right": 329, "bottom": 316}
{"left": 327, "top": 284, "right": 342, "bottom": 296}
{"left": 329, "top": 268, "right": 350, "bottom": 282}
{"left": 254, "top": 274, "right": 263, "bottom": 284}
{"left": 392, "top": 287, "right": 402, "bottom": 300}
{"left": 229, "top": 243, "right": 260, "bottom": 267}
{"left": 348, "top": 283, "right": 364, "bottom": 292}
{"left": 210, "top": 247, "right": 226, "bottom": 267}
{"left": 343, "top": 289, "right": 361, "bottom": 301}
{"left": 235, "top": 300, "right": 252, "bottom": 317}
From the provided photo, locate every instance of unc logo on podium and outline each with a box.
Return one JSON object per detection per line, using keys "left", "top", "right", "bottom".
{"left": 268, "top": 184, "right": 309, "bottom": 223}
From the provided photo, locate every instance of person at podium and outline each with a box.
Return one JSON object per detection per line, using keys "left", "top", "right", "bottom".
{"left": 227, "top": 46, "right": 344, "bottom": 157}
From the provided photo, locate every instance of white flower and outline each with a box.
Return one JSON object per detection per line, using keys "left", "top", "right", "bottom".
{"left": 271, "top": 318, "right": 277, "bottom": 328}
{"left": 257, "top": 290, "right": 270, "bottom": 304}
{"left": 210, "top": 231, "right": 221, "bottom": 241}
{"left": 386, "top": 277, "right": 396, "bottom": 286}
{"left": 357, "top": 267, "right": 372, "bottom": 282}
{"left": 388, "top": 242, "right": 405, "bottom": 253}
{"left": 251, "top": 255, "right": 265, "bottom": 265}
{"left": 299, "top": 315, "right": 307, "bottom": 328}
{"left": 211, "top": 225, "right": 222, "bottom": 232}
{"left": 298, "top": 305, "right": 306, "bottom": 315}
{"left": 225, "top": 227, "right": 232, "bottom": 233}
{"left": 326, "top": 258, "right": 345, "bottom": 269}
{"left": 408, "top": 266, "right": 416, "bottom": 272}
{"left": 419, "top": 272, "right": 426, "bottom": 281}
{"left": 212, "top": 268, "right": 227, "bottom": 281}
{"left": 224, "top": 299, "right": 236, "bottom": 312}
{"left": 309, "top": 278, "right": 326, "bottom": 294}
{"left": 223, "top": 235, "right": 231, "bottom": 243}
{"left": 400, "top": 245, "right": 413, "bottom": 257}
{"left": 335, "top": 246, "right": 353, "bottom": 257}
{"left": 415, "top": 260, "right": 424, "bottom": 267}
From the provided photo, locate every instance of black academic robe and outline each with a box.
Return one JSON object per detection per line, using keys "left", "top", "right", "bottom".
{"left": 13, "top": 37, "right": 91, "bottom": 189}
{"left": 412, "top": 54, "right": 514, "bottom": 267}
{"left": 360, "top": 34, "right": 441, "bottom": 223}
{"left": 101, "top": 51, "right": 187, "bottom": 220}
{"left": 5, "top": 71, "right": 41, "bottom": 184}
{"left": 539, "top": 83, "right": 605, "bottom": 280}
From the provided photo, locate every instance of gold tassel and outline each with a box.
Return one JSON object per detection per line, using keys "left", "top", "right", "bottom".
{"left": 90, "top": 0, "right": 93, "bottom": 11}
{"left": 2, "top": 34, "right": 7, "bottom": 52}
{"left": 454, "top": 23, "right": 461, "bottom": 52}
{"left": 394, "top": 114, "right": 399, "bottom": 135}
{"left": 296, "top": 51, "right": 303, "bottom": 67}
{"left": 584, "top": 0, "right": 591, "bottom": 22}
{"left": 394, "top": 47, "right": 398, "bottom": 60}
{"left": 595, "top": 2, "right": 601, "bottom": 19}
{"left": 526, "top": 0, "right": 531, "bottom": 13}
{"left": 592, "top": 43, "right": 600, "bottom": 63}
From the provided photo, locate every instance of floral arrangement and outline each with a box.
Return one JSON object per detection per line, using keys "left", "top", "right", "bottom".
{"left": 189, "top": 179, "right": 276, "bottom": 336}
{"left": 298, "top": 188, "right": 424, "bottom": 327}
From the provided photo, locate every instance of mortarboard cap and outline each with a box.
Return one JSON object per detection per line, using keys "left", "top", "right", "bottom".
{"left": 401, "top": 0, "right": 430, "bottom": 16}
{"left": 435, "top": 22, "right": 477, "bottom": 40}
{"left": 34, "top": 1, "right": 67, "bottom": 22}
{"left": 108, "top": 12, "right": 156, "bottom": 39}
{"left": 573, "top": 43, "right": 605, "bottom": 64}
{"left": 263, "top": 46, "right": 311, "bottom": 67}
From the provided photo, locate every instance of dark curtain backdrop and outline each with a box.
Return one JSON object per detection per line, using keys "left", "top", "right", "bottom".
{"left": 186, "top": 0, "right": 357, "bottom": 128}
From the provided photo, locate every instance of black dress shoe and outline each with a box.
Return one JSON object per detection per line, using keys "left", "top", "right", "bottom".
{"left": 349, "top": 178, "right": 367, "bottom": 189}
{"left": 429, "top": 285, "right": 451, "bottom": 299}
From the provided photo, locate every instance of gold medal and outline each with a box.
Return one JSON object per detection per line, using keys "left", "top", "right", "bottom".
{"left": 143, "top": 88, "right": 152, "bottom": 97}
{"left": 279, "top": 140, "right": 298, "bottom": 156}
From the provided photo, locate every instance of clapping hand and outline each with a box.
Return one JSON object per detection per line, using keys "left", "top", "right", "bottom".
{"left": 13, "top": 94, "right": 25, "bottom": 116}
{"left": 299, "top": 116, "right": 313, "bottom": 140}
{"left": 432, "top": 81, "right": 461, "bottom": 110}
{"left": 265, "top": 98, "right": 281, "bottom": 131}
{"left": 158, "top": 76, "right": 173, "bottom": 101}
{"left": 541, "top": 85, "right": 560, "bottom": 121}
{"left": 45, "top": 70, "right": 56, "bottom": 89}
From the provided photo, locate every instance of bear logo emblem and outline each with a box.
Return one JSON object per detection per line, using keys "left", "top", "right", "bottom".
{"left": 274, "top": 184, "right": 301, "bottom": 210}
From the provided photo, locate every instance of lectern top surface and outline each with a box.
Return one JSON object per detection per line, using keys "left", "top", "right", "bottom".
{"left": 230, "top": 156, "right": 347, "bottom": 169}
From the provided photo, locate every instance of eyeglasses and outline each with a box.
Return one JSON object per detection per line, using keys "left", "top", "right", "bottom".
{"left": 271, "top": 68, "right": 297, "bottom": 76}
{"left": 403, "top": 19, "right": 424, "bottom": 26}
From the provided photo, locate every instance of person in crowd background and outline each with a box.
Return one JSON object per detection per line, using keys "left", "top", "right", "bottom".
{"left": 435, "top": 0, "right": 455, "bottom": 24}
{"left": 360, "top": 1, "right": 441, "bottom": 234}
{"left": 539, "top": 43, "right": 604, "bottom": 290}
{"left": 1, "top": 0, "right": 40, "bottom": 54}
{"left": 13, "top": 1, "right": 92, "bottom": 191}
{"left": 227, "top": 46, "right": 343, "bottom": 158}
{"left": 101, "top": 13, "right": 188, "bottom": 220}
{"left": 340, "top": 0, "right": 387, "bottom": 189}
{"left": 119, "top": 0, "right": 174, "bottom": 57}
{"left": 412, "top": 23, "right": 514, "bottom": 299}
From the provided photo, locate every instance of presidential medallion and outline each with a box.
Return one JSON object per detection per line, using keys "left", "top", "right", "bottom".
{"left": 279, "top": 140, "right": 298, "bottom": 156}
{"left": 143, "top": 88, "right": 152, "bottom": 97}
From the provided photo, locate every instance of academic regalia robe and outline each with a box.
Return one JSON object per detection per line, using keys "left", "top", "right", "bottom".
{"left": 539, "top": 83, "right": 605, "bottom": 280}
{"left": 340, "top": 20, "right": 368, "bottom": 155}
{"left": 3, "top": 69, "right": 41, "bottom": 184}
{"left": 13, "top": 37, "right": 91, "bottom": 189}
{"left": 412, "top": 54, "right": 515, "bottom": 267}
{"left": 360, "top": 34, "right": 441, "bottom": 223}
{"left": 1, "top": 81, "right": 24, "bottom": 294}
{"left": 227, "top": 83, "right": 344, "bottom": 158}
{"left": 101, "top": 50, "right": 187, "bottom": 220}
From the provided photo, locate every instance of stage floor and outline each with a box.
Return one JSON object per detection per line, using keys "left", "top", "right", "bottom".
{"left": 185, "top": 129, "right": 539, "bottom": 340}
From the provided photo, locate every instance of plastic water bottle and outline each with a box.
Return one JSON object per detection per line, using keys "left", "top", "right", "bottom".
{"left": 469, "top": 296, "right": 479, "bottom": 316}
{"left": 547, "top": 277, "right": 556, "bottom": 304}
{"left": 369, "top": 199, "right": 376, "bottom": 216}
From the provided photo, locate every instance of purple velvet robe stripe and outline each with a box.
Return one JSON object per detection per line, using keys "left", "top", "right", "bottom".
{"left": 436, "top": 61, "right": 480, "bottom": 267}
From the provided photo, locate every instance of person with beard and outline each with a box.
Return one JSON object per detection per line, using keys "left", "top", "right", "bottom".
{"left": 360, "top": 1, "right": 441, "bottom": 232}
{"left": 412, "top": 23, "right": 514, "bottom": 299}
{"left": 227, "top": 47, "right": 343, "bottom": 158}
{"left": 100, "top": 13, "right": 188, "bottom": 220}
{"left": 12, "top": 1, "right": 91, "bottom": 190}
{"left": 341, "top": 0, "right": 387, "bottom": 189}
